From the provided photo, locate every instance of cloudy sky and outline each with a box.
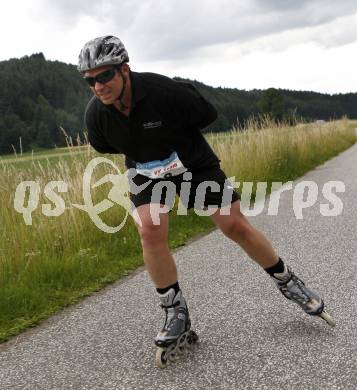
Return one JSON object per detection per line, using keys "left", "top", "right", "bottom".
{"left": 2, "top": 0, "right": 357, "bottom": 93}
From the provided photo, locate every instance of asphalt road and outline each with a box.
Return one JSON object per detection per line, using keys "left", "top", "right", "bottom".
{"left": 1, "top": 143, "right": 356, "bottom": 390}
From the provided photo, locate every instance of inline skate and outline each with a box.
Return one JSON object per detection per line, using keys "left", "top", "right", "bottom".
{"left": 271, "top": 265, "right": 336, "bottom": 327}
{"left": 154, "top": 288, "right": 198, "bottom": 368}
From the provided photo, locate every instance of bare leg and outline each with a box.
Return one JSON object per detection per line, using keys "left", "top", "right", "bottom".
{"left": 133, "top": 204, "right": 178, "bottom": 288}
{"left": 210, "top": 201, "right": 279, "bottom": 268}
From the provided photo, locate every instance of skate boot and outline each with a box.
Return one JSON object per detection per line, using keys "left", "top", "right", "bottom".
{"left": 154, "top": 288, "right": 198, "bottom": 368}
{"left": 271, "top": 265, "right": 336, "bottom": 327}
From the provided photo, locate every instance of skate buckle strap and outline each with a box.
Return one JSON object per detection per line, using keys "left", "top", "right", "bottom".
{"left": 291, "top": 276, "right": 310, "bottom": 301}
{"left": 160, "top": 301, "right": 180, "bottom": 309}
{"left": 280, "top": 275, "right": 313, "bottom": 305}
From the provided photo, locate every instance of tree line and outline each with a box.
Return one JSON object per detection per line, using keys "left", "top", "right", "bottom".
{"left": 0, "top": 53, "right": 356, "bottom": 154}
{"left": 0, "top": 53, "right": 91, "bottom": 154}
{"left": 181, "top": 78, "right": 357, "bottom": 132}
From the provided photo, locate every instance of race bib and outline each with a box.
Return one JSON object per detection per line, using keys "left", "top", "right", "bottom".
{"left": 135, "top": 152, "right": 187, "bottom": 179}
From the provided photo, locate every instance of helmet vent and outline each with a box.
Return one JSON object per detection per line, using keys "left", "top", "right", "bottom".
{"left": 95, "top": 44, "right": 103, "bottom": 60}
{"left": 105, "top": 43, "right": 115, "bottom": 55}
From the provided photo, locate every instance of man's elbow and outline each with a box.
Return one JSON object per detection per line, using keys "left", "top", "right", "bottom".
{"left": 208, "top": 104, "right": 218, "bottom": 123}
{"left": 200, "top": 104, "right": 218, "bottom": 128}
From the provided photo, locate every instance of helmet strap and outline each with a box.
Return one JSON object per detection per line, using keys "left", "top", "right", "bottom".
{"left": 117, "top": 67, "right": 128, "bottom": 111}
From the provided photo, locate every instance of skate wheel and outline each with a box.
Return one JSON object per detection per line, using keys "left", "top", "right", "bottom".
{"left": 188, "top": 330, "right": 199, "bottom": 344}
{"left": 168, "top": 352, "right": 179, "bottom": 362}
{"left": 186, "top": 330, "right": 199, "bottom": 350}
{"left": 319, "top": 310, "right": 336, "bottom": 327}
{"left": 177, "top": 333, "right": 187, "bottom": 354}
{"left": 177, "top": 343, "right": 186, "bottom": 355}
{"left": 155, "top": 347, "right": 168, "bottom": 369}
{"left": 191, "top": 330, "right": 199, "bottom": 343}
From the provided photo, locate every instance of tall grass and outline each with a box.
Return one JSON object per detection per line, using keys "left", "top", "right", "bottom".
{"left": 0, "top": 118, "right": 355, "bottom": 341}
{"left": 209, "top": 117, "right": 356, "bottom": 183}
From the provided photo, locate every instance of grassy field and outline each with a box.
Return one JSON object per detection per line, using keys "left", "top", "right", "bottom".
{"left": 0, "top": 118, "right": 356, "bottom": 342}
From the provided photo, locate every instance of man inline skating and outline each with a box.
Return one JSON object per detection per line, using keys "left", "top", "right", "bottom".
{"left": 78, "top": 36, "right": 335, "bottom": 368}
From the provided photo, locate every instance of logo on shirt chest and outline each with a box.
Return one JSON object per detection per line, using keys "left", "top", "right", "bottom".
{"left": 142, "top": 121, "right": 162, "bottom": 129}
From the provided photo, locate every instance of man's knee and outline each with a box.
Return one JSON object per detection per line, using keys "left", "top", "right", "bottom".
{"left": 220, "top": 213, "right": 251, "bottom": 239}
{"left": 138, "top": 222, "right": 166, "bottom": 244}
{"left": 134, "top": 204, "right": 168, "bottom": 246}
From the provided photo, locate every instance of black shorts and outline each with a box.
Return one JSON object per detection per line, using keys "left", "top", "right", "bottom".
{"left": 129, "top": 166, "right": 240, "bottom": 210}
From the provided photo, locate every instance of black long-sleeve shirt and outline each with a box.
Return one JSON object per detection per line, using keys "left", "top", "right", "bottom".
{"left": 85, "top": 71, "right": 220, "bottom": 171}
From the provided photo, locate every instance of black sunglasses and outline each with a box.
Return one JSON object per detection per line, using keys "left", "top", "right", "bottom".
{"left": 84, "top": 68, "right": 118, "bottom": 87}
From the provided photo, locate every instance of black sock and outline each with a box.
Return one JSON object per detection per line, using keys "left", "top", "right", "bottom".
{"left": 156, "top": 281, "right": 180, "bottom": 295}
{"left": 264, "top": 257, "right": 285, "bottom": 276}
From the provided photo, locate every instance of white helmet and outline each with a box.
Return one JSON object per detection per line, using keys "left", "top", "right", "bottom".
{"left": 78, "top": 35, "right": 129, "bottom": 73}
